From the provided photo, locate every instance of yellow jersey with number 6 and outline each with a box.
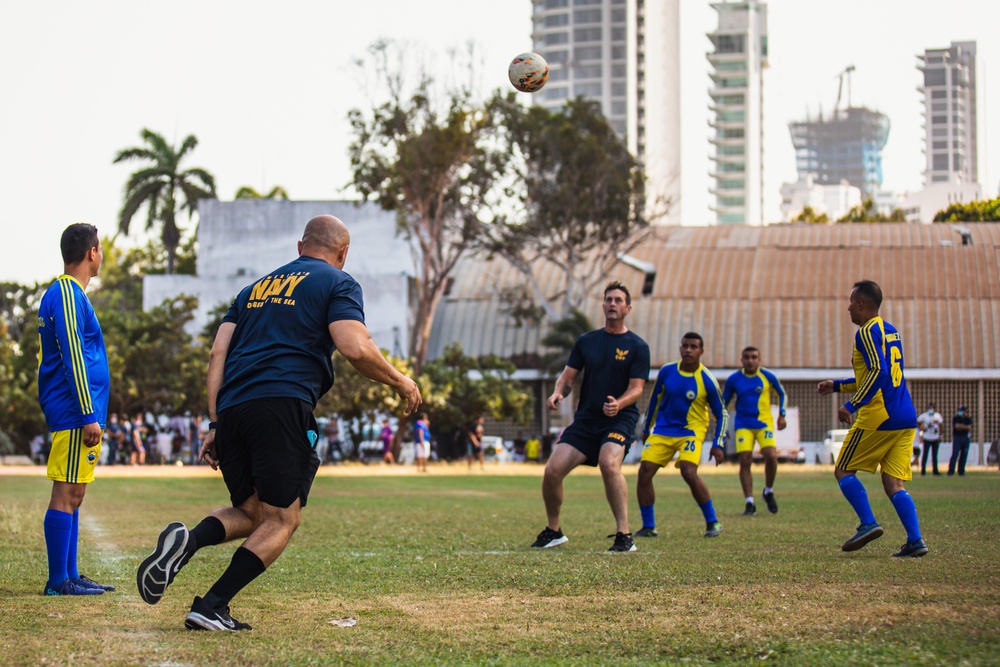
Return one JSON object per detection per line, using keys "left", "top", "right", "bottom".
{"left": 833, "top": 316, "right": 917, "bottom": 431}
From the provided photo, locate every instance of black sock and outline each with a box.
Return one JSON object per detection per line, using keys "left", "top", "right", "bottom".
{"left": 189, "top": 516, "right": 226, "bottom": 552}
{"left": 205, "top": 546, "right": 266, "bottom": 608}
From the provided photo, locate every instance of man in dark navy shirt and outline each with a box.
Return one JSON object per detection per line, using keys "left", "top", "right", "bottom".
{"left": 137, "top": 215, "right": 421, "bottom": 631}
{"left": 531, "top": 281, "right": 650, "bottom": 553}
{"left": 949, "top": 405, "right": 973, "bottom": 476}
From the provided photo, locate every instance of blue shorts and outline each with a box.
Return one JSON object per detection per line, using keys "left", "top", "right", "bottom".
{"left": 559, "top": 415, "right": 636, "bottom": 467}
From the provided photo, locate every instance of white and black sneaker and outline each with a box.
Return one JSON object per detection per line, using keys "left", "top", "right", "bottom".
{"left": 137, "top": 522, "right": 194, "bottom": 604}
{"left": 607, "top": 532, "right": 636, "bottom": 552}
{"left": 184, "top": 596, "right": 252, "bottom": 631}
{"left": 531, "top": 527, "right": 568, "bottom": 548}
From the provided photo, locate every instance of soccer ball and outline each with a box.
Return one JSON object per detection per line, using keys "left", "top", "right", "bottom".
{"left": 508, "top": 52, "right": 549, "bottom": 93}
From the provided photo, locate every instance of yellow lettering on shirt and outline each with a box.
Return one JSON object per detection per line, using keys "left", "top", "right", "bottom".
{"left": 249, "top": 277, "right": 272, "bottom": 302}
{"left": 283, "top": 274, "right": 308, "bottom": 297}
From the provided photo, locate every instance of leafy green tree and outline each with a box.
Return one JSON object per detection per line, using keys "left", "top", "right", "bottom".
{"left": 792, "top": 205, "right": 830, "bottom": 223}
{"left": 933, "top": 196, "right": 1000, "bottom": 222}
{"left": 113, "top": 128, "right": 216, "bottom": 274}
{"left": 234, "top": 185, "right": 289, "bottom": 200}
{"left": 481, "top": 94, "right": 649, "bottom": 323}
{"left": 0, "top": 281, "right": 49, "bottom": 450}
{"left": 347, "top": 40, "right": 501, "bottom": 373}
{"left": 836, "top": 197, "right": 906, "bottom": 223}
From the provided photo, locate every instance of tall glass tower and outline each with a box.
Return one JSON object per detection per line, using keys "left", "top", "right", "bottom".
{"left": 707, "top": 1, "right": 768, "bottom": 226}
{"left": 531, "top": 0, "right": 681, "bottom": 224}
{"left": 917, "top": 41, "right": 977, "bottom": 186}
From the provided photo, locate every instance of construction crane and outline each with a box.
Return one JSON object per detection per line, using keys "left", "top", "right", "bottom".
{"left": 834, "top": 65, "right": 856, "bottom": 116}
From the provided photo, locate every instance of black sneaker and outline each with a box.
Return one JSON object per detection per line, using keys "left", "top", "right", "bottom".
{"left": 137, "top": 522, "right": 194, "bottom": 604}
{"left": 607, "top": 532, "right": 636, "bottom": 552}
{"left": 633, "top": 526, "right": 659, "bottom": 537}
{"left": 43, "top": 579, "right": 103, "bottom": 596}
{"left": 531, "top": 527, "right": 568, "bottom": 548}
{"left": 184, "top": 596, "right": 252, "bottom": 631}
{"left": 743, "top": 501, "right": 757, "bottom": 516}
{"left": 892, "top": 538, "right": 929, "bottom": 558}
{"left": 704, "top": 521, "right": 723, "bottom": 538}
{"left": 841, "top": 522, "right": 883, "bottom": 552}
{"left": 763, "top": 491, "right": 778, "bottom": 514}
{"left": 73, "top": 575, "right": 116, "bottom": 592}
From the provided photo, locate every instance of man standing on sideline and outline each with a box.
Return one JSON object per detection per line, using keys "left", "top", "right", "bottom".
{"left": 818, "top": 280, "right": 927, "bottom": 558}
{"left": 917, "top": 403, "right": 943, "bottom": 476}
{"left": 136, "top": 215, "right": 421, "bottom": 631}
{"left": 634, "top": 332, "right": 728, "bottom": 539}
{"left": 414, "top": 413, "right": 431, "bottom": 472}
{"left": 37, "top": 223, "right": 115, "bottom": 596}
{"left": 948, "top": 405, "right": 973, "bottom": 476}
{"left": 722, "top": 347, "right": 787, "bottom": 516}
{"left": 532, "top": 282, "right": 649, "bottom": 553}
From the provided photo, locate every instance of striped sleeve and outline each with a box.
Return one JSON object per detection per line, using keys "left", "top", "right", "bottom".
{"left": 53, "top": 279, "right": 96, "bottom": 420}
{"left": 703, "top": 369, "right": 728, "bottom": 448}
{"left": 642, "top": 366, "right": 668, "bottom": 436}
{"left": 846, "top": 322, "right": 883, "bottom": 412}
{"left": 762, "top": 368, "right": 787, "bottom": 415}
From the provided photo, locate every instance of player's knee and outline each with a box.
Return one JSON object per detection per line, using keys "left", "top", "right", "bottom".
{"left": 679, "top": 465, "right": 699, "bottom": 485}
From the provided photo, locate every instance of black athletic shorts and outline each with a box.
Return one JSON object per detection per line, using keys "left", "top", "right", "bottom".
{"left": 216, "top": 397, "right": 321, "bottom": 509}
{"left": 559, "top": 414, "right": 636, "bottom": 467}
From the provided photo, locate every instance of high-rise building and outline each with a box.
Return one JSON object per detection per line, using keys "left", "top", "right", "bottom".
{"left": 917, "top": 41, "right": 977, "bottom": 186}
{"left": 707, "top": 1, "right": 768, "bottom": 226}
{"left": 788, "top": 106, "right": 890, "bottom": 197}
{"left": 531, "top": 0, "right": 680, "bottom": 224}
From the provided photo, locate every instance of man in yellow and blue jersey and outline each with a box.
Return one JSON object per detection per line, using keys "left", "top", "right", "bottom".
{"left": 722, "top": 347, "right": 787, "bottom": 516}
{"left": 37, "top": 223, "right": 114, "bottom": 596}
{"left": 818, "top": 280, "right": 927, "bottom": 558}
{"left": 635, "top": 332, "right": 728, "bottom": 538}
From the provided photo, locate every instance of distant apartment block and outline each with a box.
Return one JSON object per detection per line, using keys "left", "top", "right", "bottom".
{"left": 531, "top": 0, "right": 681, "bottom": 224}
{"left": 707, "top": 0, "right": 768, "bottom": 226}
{"left": 917, "top": 41, "right": 978, "bottom": 186}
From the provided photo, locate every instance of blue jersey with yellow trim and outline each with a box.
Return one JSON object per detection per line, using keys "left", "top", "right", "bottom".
{"left": 722, "top": 368, "right": 786, "bottom": 431}
{"left": 833, "top": 316, "right": 916, "bottom": 431}
{"left": 36, "top": 275, "right": 109, "bottom": 431}
{"left": 642, "top": 362, "right": 728, "bottom": 447}
{"left": 217, "top": 256, "right": 366, "bottom": 412}
{"left": 566, "top": 329, "right": 650, "bottom": 422}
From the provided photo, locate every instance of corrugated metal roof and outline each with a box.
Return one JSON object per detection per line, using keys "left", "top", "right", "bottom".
{"left": 428, "top": 223, "right": 1000, "bottom": 370}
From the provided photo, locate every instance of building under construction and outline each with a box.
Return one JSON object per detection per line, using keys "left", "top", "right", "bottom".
{"left": 788, "top": 106, "right": 890, "bottom": 197}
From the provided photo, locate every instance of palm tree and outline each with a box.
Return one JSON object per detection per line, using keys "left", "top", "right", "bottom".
{"left": 113, "top": 129, "right": 216, "bottom": 274}
{"left": 540, "top": 309, "right": 593, "bottom": 376}
{"left": 234, "top": 185, "right": 289, "bottom": 200}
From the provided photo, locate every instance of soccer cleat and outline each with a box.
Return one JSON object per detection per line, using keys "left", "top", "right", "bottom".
{"left": 633, "top": 526, "right": 659, "bottom": 537}
{"left": 73, "top": 575, "right": 116, "bottom": 592}
{"left": 531, "top": 527, "right": 568, "bottom": 548}
{"left": 184, "top": 596, "right": 252, "bottom": 631}
{"left": 842, "top": 522, "right": 884, "bottom": 552}
{"left": 607, "top": 532, "right": 636, "bottom": 552}
{"left": 137, "top": 521, "right": 194, "bottom": 604}
{"left": 743, "top": 501, "right": 757, "bottom": 516}
{"left": 704, "top": 521, "right": 723, "bottom": 538}
{"left": 43, "top": 579, "right": 104, "bottom": 596}
{"left": 892, "top": 539, "right": 929, "bottom": 558}
{"left": 763, "top": 491, "right": 779, "bottom": 514}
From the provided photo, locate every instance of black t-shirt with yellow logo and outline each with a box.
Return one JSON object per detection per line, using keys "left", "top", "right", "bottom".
{"left": 566, "top": 329, "right": 650, "bottom": 421}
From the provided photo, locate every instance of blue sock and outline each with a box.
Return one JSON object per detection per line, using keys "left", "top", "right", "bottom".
{"left": 838, "top": 475, "right": 876, "bottom": 525}
{"left": 698, "top": 499, "right": 717, "bottom": 524}
{"left": 67, "top": 509, "right": 80, "bottom": 580}
{"left": 639, "top": 504, "right": 655, "bottom": 529}
{"left": 44, "top": 509, "right": 73, "bottom": 587}
{"left": 890, "top": 490, "right": 922, "bottom": 543}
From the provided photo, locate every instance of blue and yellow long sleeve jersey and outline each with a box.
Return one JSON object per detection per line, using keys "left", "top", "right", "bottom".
{"left": 37, "top": 275, "right": 109, "bottom": 431}
{"left": 722, "top": 368, "right": 786, "bottom": 431}
{"left": 832, "top": 316, "right": 916, "bottom": 431}
{"left": 642, "top": 362, "right": 728, "bottom": 447}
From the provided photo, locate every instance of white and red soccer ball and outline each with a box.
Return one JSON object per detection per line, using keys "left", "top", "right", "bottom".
{"left": 508, "top": 52, "right": 549, "bottom": 93}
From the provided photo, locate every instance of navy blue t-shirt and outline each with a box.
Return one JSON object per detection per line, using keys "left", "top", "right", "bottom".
{"left": 217, "top": 256, "right": 365, "bottom": 412}
{"left": 566, "top": 329, "right": 650, "bottom": 421}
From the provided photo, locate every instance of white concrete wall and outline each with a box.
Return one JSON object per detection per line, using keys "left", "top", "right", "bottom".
{"left": 143, "top": 199, "right": 412, "bottom": 352}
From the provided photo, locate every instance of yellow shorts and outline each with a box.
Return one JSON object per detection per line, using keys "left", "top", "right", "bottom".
{"left": 641, "top": 434, "right": 703, "bottom": 468}
{"left": 836, "top": 427, "right": 915, "bottom": 481}
{"left": 735, "top": 427, "right": 776, "bottom": 454}
{"left": 46, "top": 428, "right": 102, "bottom": 484}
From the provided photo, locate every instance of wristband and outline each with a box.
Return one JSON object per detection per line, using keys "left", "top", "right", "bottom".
{"left": 209, "top": 421, "right": 218, "bottom": 430}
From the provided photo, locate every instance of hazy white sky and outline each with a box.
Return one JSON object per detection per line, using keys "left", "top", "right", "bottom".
{"left": 2, "top": 0, "right": 997, "bottom": 284}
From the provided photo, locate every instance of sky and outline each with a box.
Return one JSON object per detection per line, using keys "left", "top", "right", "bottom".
{"left": 2, "top": 0, "right": 998, "bottom": 284}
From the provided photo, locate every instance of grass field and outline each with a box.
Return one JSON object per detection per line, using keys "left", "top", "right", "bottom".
{"left": 0, "top": 464, "right": 998, "bottom": 666}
